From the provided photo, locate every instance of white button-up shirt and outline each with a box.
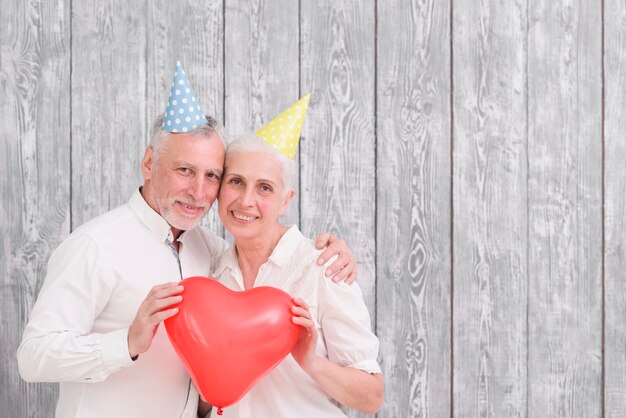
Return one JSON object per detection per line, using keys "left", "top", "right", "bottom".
{"left": 17, "top": 189, "right": 227, "bottom": 418}
{"left": 213, "top": 226, "right": 381, "bottom": 418}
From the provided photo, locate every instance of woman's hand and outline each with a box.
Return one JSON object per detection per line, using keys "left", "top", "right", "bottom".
{"left": 290, "top": 297, "right": 318, "bottom": 372}
{"left": 289, "top": 298, "right": 384, "bottom": 414}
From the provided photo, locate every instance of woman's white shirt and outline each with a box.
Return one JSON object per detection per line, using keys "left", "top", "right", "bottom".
{"left": 212, "top": 225, "right": 381, "bottom": 418}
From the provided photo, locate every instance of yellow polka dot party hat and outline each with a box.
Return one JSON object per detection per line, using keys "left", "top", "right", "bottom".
{"left": 256, "top": 93, "right": 311, "bottom": 160}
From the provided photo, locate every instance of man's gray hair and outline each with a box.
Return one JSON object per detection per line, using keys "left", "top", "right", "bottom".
{"left": 150, "top": 114, "right": 226, "bottom": 160}
{"left": 225, "top": 134, "right": 297, "bottom": 192}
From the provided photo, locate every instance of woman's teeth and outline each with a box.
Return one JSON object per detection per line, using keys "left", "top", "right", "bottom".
{"left": 233, "top": 212, "right": 255, "bottom": 221}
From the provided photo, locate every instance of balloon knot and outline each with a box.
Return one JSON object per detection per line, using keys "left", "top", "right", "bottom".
{"left": 217, "top": 407, "right": 224, "bottom": 415}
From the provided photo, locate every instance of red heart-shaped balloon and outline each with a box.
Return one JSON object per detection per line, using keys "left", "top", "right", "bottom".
{"left": 164, "top": 276, "right": 300, "bottom": 412}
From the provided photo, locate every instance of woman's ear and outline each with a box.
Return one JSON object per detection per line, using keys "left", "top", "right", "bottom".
{"left": 279, "top": 189, "right": 296, "bottom": 216}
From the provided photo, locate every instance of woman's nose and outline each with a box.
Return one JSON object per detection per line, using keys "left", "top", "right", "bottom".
{"left": 240, "top": 187, "right": 255, "bottom": 207}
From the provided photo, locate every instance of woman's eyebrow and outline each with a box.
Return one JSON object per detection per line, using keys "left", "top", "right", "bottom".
{"left": 257, "top": 178, "right": 278, "bottom": 186}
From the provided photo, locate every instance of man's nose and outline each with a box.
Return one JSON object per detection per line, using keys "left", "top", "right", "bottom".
{"left": 187, "top": 176, "right": 204, "bottom": 200}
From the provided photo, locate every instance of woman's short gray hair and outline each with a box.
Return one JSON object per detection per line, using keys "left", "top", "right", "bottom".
{"left": 225, "top": 134, "right": 297, "bottom": 192}
{"left": 150, "top": 113, "right": 225, "bottom": 160}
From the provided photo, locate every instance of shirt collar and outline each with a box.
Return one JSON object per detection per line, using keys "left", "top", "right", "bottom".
{"left": 213, "top": 225, "right": 303, "bottom": 277}
{"left": 128, "top": 188, "right": 176, "bottom": 244}
{"left": 267, "top": 225, "right": 303, "bottom": 267}
{"left": 213, "top": 245, "right": 238, "bottom": 278}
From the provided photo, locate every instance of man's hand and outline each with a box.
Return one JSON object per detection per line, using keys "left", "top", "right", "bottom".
{"left": 127, "top": 282, "right": 183, "bottom": 358}
{"left": 314, "top": 233, "right": 357, "bottom": 284}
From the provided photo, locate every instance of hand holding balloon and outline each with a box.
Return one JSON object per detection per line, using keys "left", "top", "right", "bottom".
{"left": 128, "top": 282, "right": 183, "bottom": 358}
{"left": 164, "top": 277, "right": 300, "bottom": 415}
{"left": 290, "top": 297, "right": 319, "bottom": 372}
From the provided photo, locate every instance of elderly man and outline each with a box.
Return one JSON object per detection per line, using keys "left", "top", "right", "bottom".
{"left": 17, "top": 63, "right": 356, "bottom": 418}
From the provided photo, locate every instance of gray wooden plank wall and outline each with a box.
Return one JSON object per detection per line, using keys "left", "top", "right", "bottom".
{"left": 1, "top": 0, "right": 69, "bottom": 414}
{"left": 527, "top": 2, "right": 602, "bottom": 416}
{"left": 605, "top": 1, "right": 626, "bottom": 417}
{"left": 453, "top": 1, "right": 528, "bottom": 416}
{"left": 1, "top": 1, "right": 624, "bottom": 417}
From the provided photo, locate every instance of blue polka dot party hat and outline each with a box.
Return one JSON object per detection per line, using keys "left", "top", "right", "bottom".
{"left": 162, "top": 61, "right": 208, "bottom": 133}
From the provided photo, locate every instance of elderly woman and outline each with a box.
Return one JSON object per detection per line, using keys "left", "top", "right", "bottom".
{"left": 207, "top": 128, "right": 384, "bottom": 417}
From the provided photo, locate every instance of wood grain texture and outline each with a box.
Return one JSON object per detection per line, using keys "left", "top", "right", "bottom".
{"left": 527, "top": 1, "right": 602, "bottom": 416}
{"left": 604, "top": 1, "right": 626, "bottom": 416}
{"left": 376, "top": 0, "right": 451, "bottom": 417}
{"left": 147, "top": 0, "right": 225, "bottom": 237}
{"left": 453, "top": 1, "right": 528, "bottom": 417}
{"left": 224, "top": 0, "right": 300, "bottom": 228}
{"left": 299, "top": 3, "right": 375, "bottom": 416}
{"left": 0, "top": 0, "right": 70, "bottom": 416}
{"left": 2, "top": 1, "right": 619, "bottom": 417}
{"left": 71, "top": 0, "right": 148, "bottom": 228}
{"left": 300, "top": 0, "right": 375, "bottom": 303}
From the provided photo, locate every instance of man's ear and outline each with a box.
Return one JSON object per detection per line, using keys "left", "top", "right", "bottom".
{"left": 141, "top": 147, "right": 154, "bottom": 181}
{"left": 278, "top": 189, "right": 296, "bottom": 216}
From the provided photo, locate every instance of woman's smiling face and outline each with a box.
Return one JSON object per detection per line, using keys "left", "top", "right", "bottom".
{"left": 218, "top": 150, "right": 294, "bottom": 241}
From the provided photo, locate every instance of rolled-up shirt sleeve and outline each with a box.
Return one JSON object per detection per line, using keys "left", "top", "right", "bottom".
{"left": 317, "top": 277, "right": 382, "bottom": 374}
{"left": 17, "top": 234, "right": 135, "bottom": 383}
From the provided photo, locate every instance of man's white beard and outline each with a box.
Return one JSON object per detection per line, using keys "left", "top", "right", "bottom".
{"left": 158, "top": 197, "right": 208, "bottom": 231}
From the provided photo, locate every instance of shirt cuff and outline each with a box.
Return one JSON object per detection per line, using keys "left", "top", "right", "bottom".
{"left": 100, "top": 328, "right": 135, "bottom": 371}
{"left": 349, "top": 359, "right": 382, "bottom": 374}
